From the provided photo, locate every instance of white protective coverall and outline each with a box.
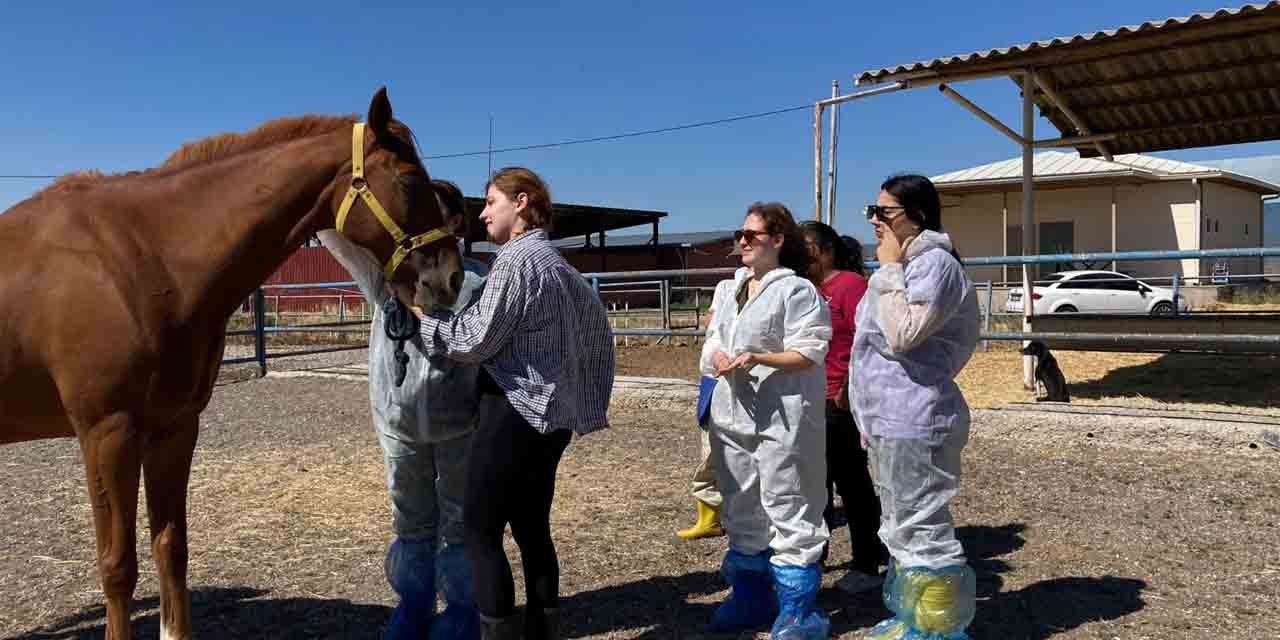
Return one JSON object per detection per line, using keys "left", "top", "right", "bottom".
{"left": 850, "top": 230, "right": 980, "bottom": 639}
{"left": 699, "top": 266, "right": 832, "bottom": 567}
{"left": 317, "top": 231, "right": 487, "bottom": 542}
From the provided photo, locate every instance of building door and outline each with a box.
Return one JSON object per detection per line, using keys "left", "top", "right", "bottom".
{"left": 1039, "top": 222, "right": 1075, "bottom": 276}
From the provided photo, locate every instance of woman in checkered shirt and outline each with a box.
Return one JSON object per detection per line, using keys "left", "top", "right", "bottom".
{"left": 406, "top": 167, "right": 614, "bottom": 640}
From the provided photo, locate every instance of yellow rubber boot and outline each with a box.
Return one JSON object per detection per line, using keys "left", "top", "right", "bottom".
{"left": 676, "top": 500, "right": 724, "bottom": 540}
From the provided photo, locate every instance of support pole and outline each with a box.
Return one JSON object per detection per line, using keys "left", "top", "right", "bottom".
{"left": 940, "top": 84, "right": 1026, "bottom": 145}
{"left": 1111, "top": 186, "right": 1118, "bottom": 271}
{"left": 1031, "top": 71, "right": 1113, "bottom": 161}
{"left": 813, "top": 103, "right": 825, "bottom": 221}
{"left": 1021, "top": 72, "right": 1037, "bottom": 390}
{"left": 253, "top": 288, "right": 267, "bottom": 378}
{"left": 825, "top": 81, "right": 840, "bottom": 226}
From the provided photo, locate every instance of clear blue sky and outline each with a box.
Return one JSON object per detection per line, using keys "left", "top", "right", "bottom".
{"left": 2, "top": 0, "right": 1277, "bottom": 246}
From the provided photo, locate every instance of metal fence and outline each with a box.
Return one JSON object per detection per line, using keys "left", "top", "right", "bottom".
{"left": 223, "top": 246, "right": 1280, "bottom": 374}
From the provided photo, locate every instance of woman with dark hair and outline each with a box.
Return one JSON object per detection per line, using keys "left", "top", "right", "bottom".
{"left": 700, "top": 202, "right": 832, "bottom": 639}
{"left": 841, "top": 235, "right": 868, "bottom": 278}
{"left": 852, "top": 174, "right": 980, "bottom": 640}
{"left": 404, "top": 167, "right": 615, "bottom": 640}
{"left": 800, "top": 221, "right": 887, "bottom": 594}
{"left": 318, "top": 179, "right": 487, "bottom": 640}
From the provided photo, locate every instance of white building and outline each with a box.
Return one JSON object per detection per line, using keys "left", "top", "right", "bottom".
{"left": 932, "top": 152, "right": 1280, "bottom": 286}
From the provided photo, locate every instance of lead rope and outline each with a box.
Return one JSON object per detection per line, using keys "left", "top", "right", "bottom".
{"left": 382, "top": 296, "right": 420, "bottom": 387}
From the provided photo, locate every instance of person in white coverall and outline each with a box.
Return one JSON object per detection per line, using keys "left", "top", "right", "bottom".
{"left": 319, "top": 180, "right": 487, "bottom": 640}
{"left": 852, "top": 175, "right": 981, "bottom": 640}
{"left": 700, "top": 202, "right": 832, "bottom": 640}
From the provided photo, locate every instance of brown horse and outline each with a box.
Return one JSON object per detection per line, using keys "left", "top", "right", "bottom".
{"left": 0, "top": 88, "right": 463, "bottom": 639}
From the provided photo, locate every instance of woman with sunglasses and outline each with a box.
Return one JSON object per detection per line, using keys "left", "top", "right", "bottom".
{"left": 800, "top": 221, "right": 888, "bottom": 594}
{"left": 852, "top": 175, "right": 980, "bottom": 640}
{"left": 700, "top": 202, "right": 832, "bottom": 640}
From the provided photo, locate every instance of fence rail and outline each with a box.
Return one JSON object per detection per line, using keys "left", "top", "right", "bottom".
{"left": 224, "top": 246, "right": 1280, "bottom": 374}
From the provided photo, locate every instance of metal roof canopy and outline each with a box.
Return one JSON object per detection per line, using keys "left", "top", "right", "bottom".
{"left": 856, "top": 2, "right": 1280, "bottom": 158}
{"left": 813, "top": 2, "right": 1280, "bottom": 385}
{"left": 459, "top": 196, "right": 667, "bottom": 243}
{"left": 815, "top": 1, "right": 1280, "bottom": 245}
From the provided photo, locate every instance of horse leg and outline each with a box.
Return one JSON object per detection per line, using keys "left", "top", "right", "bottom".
{"left": 144, "top": 415, "right": 199, "bottom": 640}
{"left": 78, "top": 412, "right": 144, "bottom": 640}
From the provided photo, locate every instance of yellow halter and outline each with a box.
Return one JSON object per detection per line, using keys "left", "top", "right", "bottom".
{"left": 335, "top": 123, "right": 451, "bottom": 278}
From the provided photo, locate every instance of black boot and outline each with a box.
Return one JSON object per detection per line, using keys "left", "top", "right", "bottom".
{"left": 480, "top": 613, "right": 523, "bottom": 640}
{"left": 524, "top": 607, "right": 559, "bottom": 640}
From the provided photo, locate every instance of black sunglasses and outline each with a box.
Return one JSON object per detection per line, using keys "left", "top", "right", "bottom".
{"left": 733, "top": 229, "right": 769, "bottom": 244}
{"left": 864, "top": 205, "right": 908, "bottom": 223}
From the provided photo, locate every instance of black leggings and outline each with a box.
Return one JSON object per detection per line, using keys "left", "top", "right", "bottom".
{"left": 824, "top": 400, "right": 889, "bottom": 573}
{"left": 464, "top": 384, "right": 572, "bottom": 619}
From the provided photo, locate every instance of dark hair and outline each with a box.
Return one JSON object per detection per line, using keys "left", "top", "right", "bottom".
{"left": 880, "top": 173, "right": 960, "bottom": 261}
{"left": 801, "top": 220, "right": 853, "bottom": 273}
{"left": 840, "top": 234, "right": 868, "bottom": 277}
{"left": 487, "top": 166, "right": 553, "bottom": 232}
{"left": 745, "top": 202, "right": 810, "bottom": 278}
{"left": 431, "top": 179, "right": 465, "bottom": 218}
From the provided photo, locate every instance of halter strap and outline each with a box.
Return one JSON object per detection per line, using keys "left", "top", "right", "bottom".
{"left": 335, "top": 123, "right": 450, "bottom": 278}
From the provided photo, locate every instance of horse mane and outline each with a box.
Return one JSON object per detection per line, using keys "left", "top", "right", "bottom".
{"left": 41, "top": 114, "right": 363, "bottom": 194}
{"left": 160, "top": 114, "right": 358, "bottom": 169}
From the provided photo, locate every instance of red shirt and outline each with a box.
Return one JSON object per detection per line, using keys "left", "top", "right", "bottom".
{"left": 818, "top": 270, "right": 868, "bottom": 400}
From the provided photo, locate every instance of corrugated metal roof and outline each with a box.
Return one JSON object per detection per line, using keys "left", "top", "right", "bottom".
{"left": 470, "top": 230, "right": 736, "bottom": 254}
{"left": 857, "top": 3, "right": 1279, "bottom": 84}
{"left": 458, "top": 196, "right": 667, "bottom": 243}
{"left": 932, "top": 151, "right": 1280, "bottom": 193}
{"left": 1196, "top": 154, "right": 1280, "bottom": 186}
{"left": 854, "top": 3, "right": 1280, "bottom": 157}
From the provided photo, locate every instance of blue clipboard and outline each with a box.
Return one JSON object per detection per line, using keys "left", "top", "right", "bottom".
{"left": 696, "top": 375, "right": 717, "bottom": 426}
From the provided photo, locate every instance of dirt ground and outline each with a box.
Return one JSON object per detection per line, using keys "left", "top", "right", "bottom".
{"left": 2, "top": 348, "right": 1279, "bottom": 639}
{"left": 616, "top": 344, "right": 1280, "bottom": 410}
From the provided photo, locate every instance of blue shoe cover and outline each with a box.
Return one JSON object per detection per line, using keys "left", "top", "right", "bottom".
{"left": 432, "top": 544, "right": 481, "bottom": 640}
{"left": 708, "top": 549, "right": 778, "bottom": 633}
{"left": 384, "top": 538, "right": 436, "bottom": 639}
{"left": 769, "top": 563, "right": 830, "bottom": 640}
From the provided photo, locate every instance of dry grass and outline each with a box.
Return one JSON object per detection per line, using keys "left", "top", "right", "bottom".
{"left": 2, "top": 375, "right": 1277, "bottom": 638}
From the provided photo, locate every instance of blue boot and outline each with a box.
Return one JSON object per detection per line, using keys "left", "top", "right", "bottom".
{"left": 433, "top": 544, "right": 481, "bottom": 640}
{"left": 384, "top": 538, "right": 437, "bottom": 640}
{"left": 769, "top": 563, "right": 830, "bottom": 640}
{"left": 708, "top": 549, "right": 778, "bottom": 633}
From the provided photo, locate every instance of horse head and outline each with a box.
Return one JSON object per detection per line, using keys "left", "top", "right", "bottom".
{"left": 325, "top": 87, "right": 464, "bottom": 311}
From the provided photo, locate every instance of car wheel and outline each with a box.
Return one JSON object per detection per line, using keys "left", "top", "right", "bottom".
{"left": 1151, "top": 301, "right": 1175, "bottom": 315}
{"left": 1055, "top": 305, "right": 1077, "bottom": 313}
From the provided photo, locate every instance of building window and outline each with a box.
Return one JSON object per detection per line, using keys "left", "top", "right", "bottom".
{"left": 1245, "top": 223, "right": 1250, "bottom": 236}
{"left": 1215, "top": 220, "right": 1220, "bottom": 233}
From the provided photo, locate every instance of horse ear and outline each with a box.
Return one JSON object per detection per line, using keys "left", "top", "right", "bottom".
{"left": 367, "top": 87, "right": 393, "bottom": 137}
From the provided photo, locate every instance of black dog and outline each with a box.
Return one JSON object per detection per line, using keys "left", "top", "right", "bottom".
{"left": 1022, "top": 341, "right": 1069, "bottom": 402}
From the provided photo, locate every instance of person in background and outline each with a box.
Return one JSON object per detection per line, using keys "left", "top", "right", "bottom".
{"left": 852, "top": 174, "right": 981, "bottom": 640}
{"left": 676, "top": 307, "right": 725, "bottom": 541}
{"left": 319, "top": 179, "right": 486, "bottom": 640}
{"left": 800, "top": 221, "right": 888, "bottom": 594}
{"left": 700, "top": 202, "right": 832, "bottom": 640}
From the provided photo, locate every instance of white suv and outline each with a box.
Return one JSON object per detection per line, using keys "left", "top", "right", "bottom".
{"left": 1005, "top": 270, "right": 1190, "bottom": 315}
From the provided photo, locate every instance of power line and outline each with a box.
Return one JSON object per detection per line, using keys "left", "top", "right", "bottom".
{"left": 421, "top": 103, "right": 812, "bottom": 160}
{"left": 0, "top": 102, "right": 815, "bottom": 179}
